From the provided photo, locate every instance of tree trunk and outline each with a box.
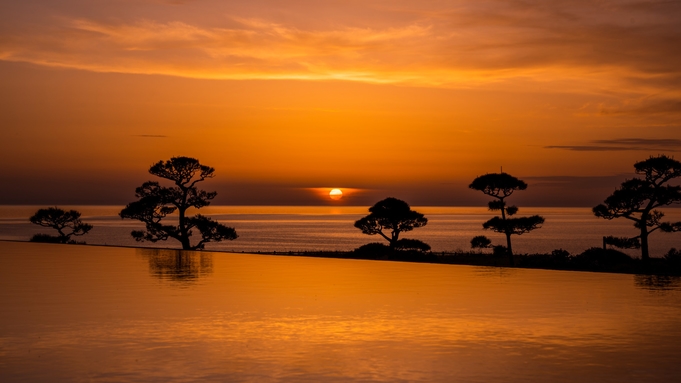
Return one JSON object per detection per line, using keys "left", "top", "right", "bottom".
{"left": 505, "top": 232, "right": 514, "bottom": 267}
{"left": 500, "top": 198, "right": 514, "bottom": 266}
{"left": 638, "top": 211, "right": 650, "bottom": 261}
{"left": 390, "top": 230, "right": 400, "bottom": 249}
{"left": 640, "top": 226, "right": 650, "bottom": 261}
{"left": 178, "top": 207, "right": 191, "bottom": 250}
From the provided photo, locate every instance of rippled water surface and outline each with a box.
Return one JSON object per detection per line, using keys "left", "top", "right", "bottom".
{"left": 1, "top": 241, "right": 680, "bottom": 382}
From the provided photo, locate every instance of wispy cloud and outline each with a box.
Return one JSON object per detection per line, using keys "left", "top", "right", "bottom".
{"left": 600, "top": 99, "right": 681, "bottom": 116}
{"left": 0, "top": 0, "right": 680, "bottom": 96}
{"left": 546, "top": 138, "right": 681, "bottom": 152}
{"left": 0, "top": 17, "right": 433, "bottom": 83}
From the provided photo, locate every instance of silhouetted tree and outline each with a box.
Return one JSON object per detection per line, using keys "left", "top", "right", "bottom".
{"left": 120, "top": 156, "right": 237, "bottom": 250}
{"left": 354, "top": 197, "right": 428, "bottom": 249}
{"left": 593, "top": 155, "right": 681, "bottom": 260}
{"left": 29, "top": 207, "right": 92, "bottom": 244}
{"left": 469, "top": 172, "right": 544, "bottom": 266}
{"left": 470, "top": 235, "right": 492, "bottom": 250}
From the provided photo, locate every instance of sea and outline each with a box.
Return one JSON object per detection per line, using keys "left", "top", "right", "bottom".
{"left": 1, "top": 205, "right": 680, "bottom": 256}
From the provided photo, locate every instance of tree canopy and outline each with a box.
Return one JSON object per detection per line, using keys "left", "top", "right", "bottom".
{"left": 354, "top": 197, "right": 428, "bottom": 249}
{"left": 469, "top": 172, "right": 544, "bottom": 266}
{"left": 120, "top": 156, "right": 237, "bottom": 250}
{"left": 593, "top": 155, "right": 681, "bottom": 259}
{"left": 469, "top": 172, "right": 527, "bottom": 199}
{"left": 482, "top": 216, "right": 545, "bottom": 236}
{"left": 29, "top": 207, "right": 92, "bottom": 244}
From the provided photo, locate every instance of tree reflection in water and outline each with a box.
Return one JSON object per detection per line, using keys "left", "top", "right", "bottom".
{"left": 634, "top": 274, "right": 681, "bottom": 291}
{"left": 138, "top": 248, "right": 213, "bottom": 284}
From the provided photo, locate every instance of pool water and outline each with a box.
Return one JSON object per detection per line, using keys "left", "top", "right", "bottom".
{"left": 1, "top": 241, "right": 680, "bottom": 382}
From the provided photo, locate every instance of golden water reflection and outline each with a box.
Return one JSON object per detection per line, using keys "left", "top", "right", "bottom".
{"left": 1, "top": 241, "right": 680, "bottom": 382}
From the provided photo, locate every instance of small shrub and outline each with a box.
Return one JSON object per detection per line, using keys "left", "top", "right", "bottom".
{"left": 30, "top": 234, "right": 63, "bottom": 243}
{"left": 551, "top": 248, "right": 570, "bottom": 261}
{"left": 492, "top": 245, "right": 507, "bottom": 256}
{"left": 394, "top": 239, "right": 431, "bottom": 252}
{"left": 572, "top": 247, "right": 632, "bottom": 270}
{"left": 665, "top": 248, "right": 681, "bottom": 270}
{"left": 470, "top": 235, "right": 492, "bottom": 249}
{"left": 354, "top": 243, "right": 392, "bottom": 259}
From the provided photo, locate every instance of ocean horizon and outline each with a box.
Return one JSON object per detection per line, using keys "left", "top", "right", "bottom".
{"left": 3, "top": 205, "right": 680, "bottom": 257}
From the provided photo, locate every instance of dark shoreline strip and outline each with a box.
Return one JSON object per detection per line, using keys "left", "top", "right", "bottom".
{"left": 2, "top": 239, "right": 679, "bottom": 277}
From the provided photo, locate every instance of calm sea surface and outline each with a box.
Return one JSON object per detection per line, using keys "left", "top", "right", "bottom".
{"left": 1, "top": 241, "right": 680, "bottom": 382}
{"left": 1, "top": 206, "right": 680, "bottom": 256}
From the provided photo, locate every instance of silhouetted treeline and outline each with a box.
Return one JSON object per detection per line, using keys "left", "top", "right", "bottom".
{"left": 253, "top": 247, "right": 681, "bottom": 276}
{"left": 442, "top": 247, "right": 681, "bottom": 275}
{"left": 25, "top": 154, "right": 681, "bottom": 276}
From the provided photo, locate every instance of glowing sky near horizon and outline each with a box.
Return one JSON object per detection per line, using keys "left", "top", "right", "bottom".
{"left": 0, "top": 0, "right": 680, "bottom": 206}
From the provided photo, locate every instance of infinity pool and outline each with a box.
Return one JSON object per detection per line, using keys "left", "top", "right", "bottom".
{"left": 1, "top": 241, "right": 680, "bottom": 382}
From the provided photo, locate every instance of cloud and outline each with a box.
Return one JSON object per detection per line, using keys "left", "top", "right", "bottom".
{"left": 600, "top": 99, "right": 681, "bottom": 116}
{"left": 0, "top": 0, "right": 680, "bottom": 96}
{"left": 518, "top": 174, "right": 634, "bottom": 206}
{"left": 545, "top": 138, "right": 681, "bottom": 152}
{"left": 0, "top": 17, "right": 433, "bottom": 83}
{"left": 544, "top": 145, "right": 633, "bottom": 152}
{"left": 594, "top": 138, "right": 681, "bottom": 147}
{"left": 134, "top": 134, "right": 168, "bottom": 138}
{"left": 524, "top": 174, "right": 632, "bottom": 186}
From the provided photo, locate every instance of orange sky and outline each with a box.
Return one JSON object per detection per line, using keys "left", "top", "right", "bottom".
{"left": 1, "top": 0, "right": 680, "bottom": 206}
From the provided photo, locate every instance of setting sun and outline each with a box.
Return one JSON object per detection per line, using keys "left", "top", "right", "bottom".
{"left": 329, "top": 189, "right": 343, "bottom": 200}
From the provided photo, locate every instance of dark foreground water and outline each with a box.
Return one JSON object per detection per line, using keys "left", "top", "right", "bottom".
{"left": 1, "top": 241, "right": 681, "bottom": 382}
